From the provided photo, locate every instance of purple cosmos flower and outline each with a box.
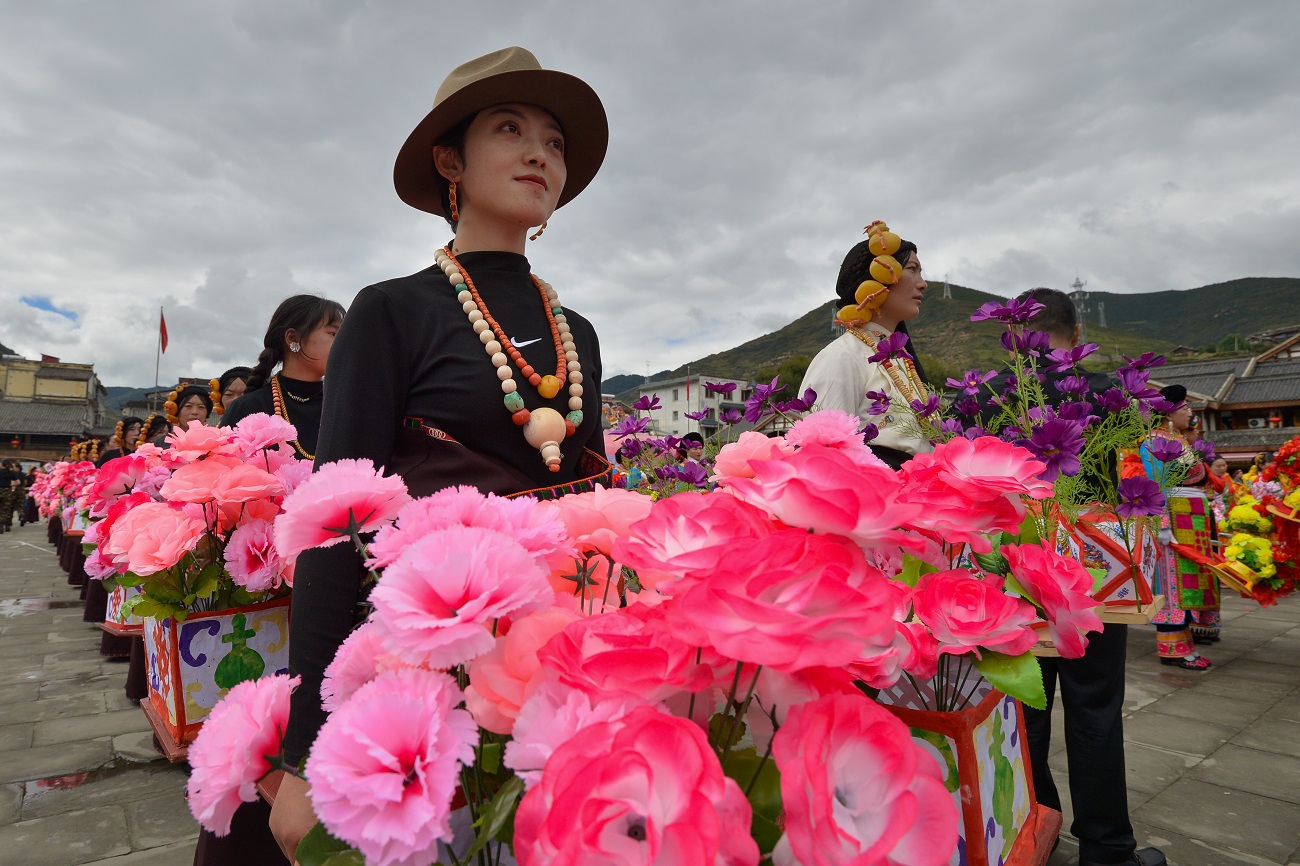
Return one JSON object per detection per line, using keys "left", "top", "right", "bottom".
{"left": 1116, "top": 477, "right": 1166, "bottom": 519}
{"left": 1054, "top": 375, "right": 1090, "bottom": 397}
{"left": 1148, "top": 438, "right": 1184, "bottom": 463}
{"left": 1056, "top": 401, "right": 1098, "bottom": 427}
{"left": 859, "top": 422, "right": 880, "bottom": 443}
{"left": 909, "top": 396, "right": 941, "bottom": 418}
{"left": 632, "top": 394, "right": 661, "bottom": 412}
{"left": 675, "top": 461, "right": 709, "bottom": 487}
{"left": 867, "top": 331, "right": 912, "bottom": 363}
{"left": 1123, "top": 352, "right": 1166, "bottom": 371}
{"left": 719, "top": 408, "right": 742, "bottom": 425}
{"left": 704, "top": 381, "right": 738, "bottom": 396}
{"left": 617, "top": 438, "right": 644, "bottom": 459}
{"left": 947, "top": 369, "right": 998, "bottom": 396}
{"left": 1000, "top": 329, "right": 1051, "bottom": 356}
{"left": 779, "top": 388, "right": 817, "bottom": 413}
{"left": 939, "top": 418, "right": 964, "bottom": 436}
{"left": 1192, "top": 438, "right": 1215, "bottom": 461}
{"left": 864, "top": 389, "right": 891, "bottom": 416}
{"left": 684, "top": 410, "right": 710, "bottom": 421}
{"left": 954, "top": 397, "right": 982, "bottom": 418}
{"left": 1097, "top": 388, "right": 1131, "bottom": 413}
{"left": 743, "top": 378, "right": 785, "bottom": 423}
{"left": 1116, "top": 367, "right": 1160, "bottom": 402}
{"left": 1045, "top": 343, "right": 1099, "bottom": 373}
{"left": 1021, "top": 418, "right": 1086, "bottom": 481}
{"left": 963, "top": 425, "right": 990, "bottom": 440}
{"left": 654, "top": 465, "right": 677, "bottom": 480}
{"left": 612, "top": 416, "right": 650, "bottom": 438}
{"left": 970, "top": 297, "right": 1046, "bottom": 324}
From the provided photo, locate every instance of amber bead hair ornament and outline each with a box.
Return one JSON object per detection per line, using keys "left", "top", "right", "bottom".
{"left": 835, "top": 220, "right": 905, "bottom": 326}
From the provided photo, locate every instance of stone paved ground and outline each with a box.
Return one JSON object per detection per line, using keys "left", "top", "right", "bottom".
{"left": 3, "top": 519, "right": 1299, "bottom": 866}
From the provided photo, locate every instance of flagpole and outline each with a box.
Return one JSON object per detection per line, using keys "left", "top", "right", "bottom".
{"left": 155, "top": 306, "right": 162, "bottom": 387}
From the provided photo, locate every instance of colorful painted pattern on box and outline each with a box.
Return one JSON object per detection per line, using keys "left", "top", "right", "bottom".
{"left": 105, "top": 583, "right": 145, "bottom": 632}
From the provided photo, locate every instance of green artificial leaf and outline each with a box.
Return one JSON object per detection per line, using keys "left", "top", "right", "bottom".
{"left": 898, "top": 553, "right": 937, "bottom": 587}
{"left": 1086, "top": 567, "right": 1107, "bottom": 594}
{"left": 973, "top": 650, "right": 1046, "bottom": 710}
{"left": 190, "top": 562, "right": 222, "bottom": 600}
{"left": 750, "top": 811, "right": 784, "bottom": 854}
{"left": 1015, "top": 512, "right": 1042, "bottom": 546}
{"left": 721, "top": 747, "right": 784, "bottom": 854}
{"left": 129, "top": 596, "right": 171, "bottom": 620}
{"left": 480, "top": 741, "right": 502, "bottom": 775}
{"left": 319, "top": 853, "right": 365, "bottom": 866}
{"left": 972, "top": 550, "right": 1010, "bottom": 576}
{"left": 465, "top": 775, "right": 525, "bottom": 859}
{"left": 1003, "top": 573, "right": 1033, "bottom": 605}
{"left": 295, "top": 822, "right": 354, "bottom": 866}
{"left": 116, "top": 572, "right": 144, "bottom": 588}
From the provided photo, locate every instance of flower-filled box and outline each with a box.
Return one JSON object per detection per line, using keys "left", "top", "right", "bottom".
{"left": 144, "top": 597, "right": 291, "bottom": 746}
{"left": 1053, "top": 509, "right": 1161, "bottom": 623}
{"left": 875, "top": 678, "right": 1060, "bottom": 866}
{"left": 100, "top": 583, "right": 146, "bottom": 636}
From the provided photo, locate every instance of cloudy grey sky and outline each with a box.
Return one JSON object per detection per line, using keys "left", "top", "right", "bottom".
{"left": 2, "top": 1, "right": 1298, "bottom": 387}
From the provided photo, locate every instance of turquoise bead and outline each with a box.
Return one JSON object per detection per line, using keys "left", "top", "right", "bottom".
{"left": 504, "top": 392, "right": 525, "bottom": 412}
{"left": 566, "top": 410, "right": 584, "bottom": 426}
{"left": 552, "top": 306, "right": 564, "bottom": 316}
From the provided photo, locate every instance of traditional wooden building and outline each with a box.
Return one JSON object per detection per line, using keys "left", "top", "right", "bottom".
{"left": 0, "top": 355, "right": 110, "bottom": 463}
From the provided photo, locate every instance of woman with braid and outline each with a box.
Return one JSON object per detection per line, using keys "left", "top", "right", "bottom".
{"left": 94, "top": 417, "right": 144, "bottom": 466}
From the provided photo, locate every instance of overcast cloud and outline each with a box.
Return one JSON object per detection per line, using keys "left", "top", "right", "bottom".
{"left": 2, "top": 0, "right": 1297, "bottom": 386}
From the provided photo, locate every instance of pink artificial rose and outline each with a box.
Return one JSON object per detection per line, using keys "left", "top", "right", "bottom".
{"left": 465, "top": 606, "right": 582, "bottom": 734}
{"left": 912, "top": 570, "right": 1039, "bottom": 658}
{"left": 167, "top": 421, "right": 239, "bottom": 461}
{"left": 545, "top": 485, "right": 654, "bottom": 557}
{"left": 223, "top": 518, "right": 286, "bottom": 592}
{"left": 667, "top": 529, "right": 898, "bottom": 672}
{"left": 368, "top": 485, "right": 570, "bottom": 570}
{"left": 231, "top": 412, "right": 297, "bottom": 455}
{"left": 710, "top": 430, "right": 796, "bottom": 485}
{"left": 187, "top": 674, "right": 299, "bottom": 836}
{"left": 160, "top": 455, "right": 243, "bottom": 504}
{"left": 538, "top": 602, "right": 711, "bottom": 702}
{"left": 845, "top": 580, "right": 940, "bottom": 688}
{"left": 514, "top": 706, "right": 759, "bottom": 866}
{"left": 612, "top": 491, "right": 777, "bottom": 591}
{"left": 102, "top": 501, "right": 206, "bottom": 576}
{"left": 371, "top": 525, "right": 554, "bottom": 670}
{"left": 306, "top": 668, "right": 477, "bottom": 866}
{"left": 504, "top": 679, "right": 651, "bottom": 789}
{"left": 724, "top": 447, "right": 919, "bottom": 550}
{"left": 210, "top": 461, "right": 283, "bottom": 505}
{"left": 1001, "top": 542, "right": 1103, "bottom": 658}
{"left": 274, "top": 458, "right": 411, "bottom": 559}
{"left": 906, "top": 436, "right": 1052, "bottom": 501}
{"left": 772, "top": 693, "right": 959, "bottom": 866}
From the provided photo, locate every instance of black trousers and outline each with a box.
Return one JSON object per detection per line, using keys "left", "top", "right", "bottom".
{"left": 1024, "top": 622, "right": 1135, "bottom": 864}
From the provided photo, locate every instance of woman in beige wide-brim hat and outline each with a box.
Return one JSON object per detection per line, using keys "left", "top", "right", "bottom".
{"left": 267, "top": 47, "right": 610, "bottom": 860}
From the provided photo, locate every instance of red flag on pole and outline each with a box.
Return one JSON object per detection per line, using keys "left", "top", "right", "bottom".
{"left": 159, "top": 310, "right": 169, "bottom": 354}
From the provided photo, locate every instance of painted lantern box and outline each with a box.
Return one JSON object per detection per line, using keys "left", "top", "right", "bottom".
{"left": 102, "top": 583, "right": 146, "bottom": 635}
{"left": 1055, "top": 508, "right": 1159, "bottom": 622}
{"left": 875, "top": 679, "right": 1060, "bottom": 866}
{"left": 144, "top": 597, "right": 291, "bottom": 744}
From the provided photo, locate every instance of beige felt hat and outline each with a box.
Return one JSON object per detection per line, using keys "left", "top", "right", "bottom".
{"left": 393, "top": 46, "right": 608, "bottom": 217}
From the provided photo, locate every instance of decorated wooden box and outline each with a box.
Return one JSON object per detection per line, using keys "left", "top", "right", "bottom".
{"left": 1055, "top": 509, "right": 1160, "bottom": 622}
{"left": 875, "top": 679, "right": 1060, "bottom": 866}
{"left": 143, "top": 597, "right": 291, "bottom": 745}
{"left": 102, "top": 583, "right": 146, "bottom": 636}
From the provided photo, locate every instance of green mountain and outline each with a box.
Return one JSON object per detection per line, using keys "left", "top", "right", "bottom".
{"left": 1082, "top": 277, "right": 1300, "bottom": 348}
{"left": 0, "top": 340, "right": 15, "bottom": 357}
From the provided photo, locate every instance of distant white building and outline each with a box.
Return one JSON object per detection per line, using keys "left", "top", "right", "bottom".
{"left": 629, "top": 374, "right": 751, "bottom": 438}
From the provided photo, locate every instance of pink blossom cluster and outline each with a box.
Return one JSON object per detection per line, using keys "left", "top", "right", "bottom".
{"left": 187, "top": 411, "right": 1106, "bottom": 866}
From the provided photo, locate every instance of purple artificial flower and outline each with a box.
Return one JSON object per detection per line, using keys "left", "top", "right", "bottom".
{"left": 1054, "top": 375, "right": 1090, "bottom": 397}
{"left": 780, "top": 388, "right": 817, "bottom": 413}
{"left": 909, "top": 396, "right": 941, "bottom": 418}
{"left": 719, "top": 408, "right": 742, "bottom": 425}
{"left": 743, "top": 377, "right": 785, "bottom": 423}
{"left": 859, "top": 422, "right": 880, "bottom": 443}
{"left": 612, "top": 416, "right": 650, "bottom": 438}
{"left": 1116, "top": 477, "right": 1166, "bottom": 519}
{"left": 1046, "top": 343, "right": 1099, "bottom": 373}
{"left": 632, "top": 394, "right": 661, "bottom": 412}
{"left": 1056, "top": 401, "right": 1098, "bottom": 426}
{"left": 1123, "top": 352, "right": 1166, "bottom": 371}
{"left": 939, "top": 418, "right": 964, "bottom": 436}
{"left": 1192, "top": 438, "right": 1216, "bottom": 461}
{"left": 963, "top": 426, "right": 990, "bottom": 440}
{"left": 970, "top": 297, "right": 1045, "bottom": 324}
{"left": 654, "top": 465, "right": 677, "bottom": 480}
{"left": 947, "top": 369, "right": 998, "bottom": 396}
{"left": 617, "top": 438, "right": 644, "bottom": 459}
{"left": 1000, "top": 329, "right": 1051, "bottom": 356}
{"left": 867, "top": 331, "right": 912, "bottom": 363}
{"left": 954, "top": 397, "right": 982, "bottom": 418}
{"left": 1021, "top": 418, "right": 1086, "bottom": 481}
{"left": 1147, "top": 397, "right": 1181, "bottom": 414}
{"left": 1148, "top": 438, "right": 1184, "bottom": 463}
{"left": 1116, "top": 367, "right": 1160, "bottom": 402}
{"left": 704, "top": 381, "right": 737, "bottom": 396}
{"left": 1097, "top": 389, "right": 1131, "bottom": 413}
{"left": 675, "top": 461, "right": 709, "bottom": 487}
{"left": 684, "top": 410, "right": 710, "bottom": 421}
{"left": 865, "top": 389, "right": 891, "bottom": 416}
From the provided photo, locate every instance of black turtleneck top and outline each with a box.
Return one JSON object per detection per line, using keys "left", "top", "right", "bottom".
{"left": 280, "top": 250, "right": 605, "bottom": 764}
{"left": 221, "top": 375, "right": 324, "bottom": 458}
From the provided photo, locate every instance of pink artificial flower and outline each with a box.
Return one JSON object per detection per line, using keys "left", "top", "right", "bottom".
{"left": 909, "top": 436, "right": 1052, "bottom": 501}
{"left": 747, "top": 665, "right": 861, "bottom": 752}
{"left": 102, "top": 501, "right": 206, "bottom": 576}
{"left": 545, "top": 485, "right": 654, "bottom": 557}
{"left": 84, "top": 454, "right": 150, "bottom": 518}
{"left": 371, "top": 525, "right": 554, "bottom": 669}
{"left": 667, "top": 529, "right": 898, "bottom": 672}
{"left": 187, "top": 674, "right": 299, "bottom": 836}
{"left": 784, "top": 411, "right": 888, "bottom": 468}
{"left": 504, "top": 679, "right": 651, "bottom": 789}
{"left": 84, "top": 544, "right": 122, "bottom": 581}
{"left": 306, "top": 669, "right": 477, "bottom": 866}
{"left": 321, "top": 620, "right": 407, "bottom": 712}
{"left": 912, "top": 569, "right": 1039, "bottom": 658}
{"left": 513, "top": 706, "right": 759, "bottom": 866}
{"left": 274, "top": 459, "right": 411, "bottom": 560}
{"left": 160, "top": 455, "right": 243, "bottom": 504}
{"left": 538, "top": 602, "right": 711, "bottom": 702}
{"left": 772, "top": 693, "right": 959, "bottom": 866}
{"left": 223, "top": 519, "right": 286, "bottom": 592}
{"left": 367, "top": 485, "right": 570, "bottom": 570}
{"left": 1001, "top": 542, "right": 1103, "bottom": 658}
{"left": 167, "top": 421, "right": 239, "bottom": 461}
{"left": 465, "top": 606, "right": 582, "bottom": 734}
{"left": 612, "top": 492, "right": 777, "bottom": 591}
{"left": 210, "top": 462, "right": 284, "bottom": 505}
{"left": 710, "top": 430, "right": 796, "bottom": 485}
{"left": 723, "top": 447, "right": 919, "bottom": 550}
{"left": 272, "top": 459, "right": 313, "bottom": 498}
{"left": 231, "top": 412, "right": 297, "bottom": 455}
{"left": 844, "top": 580, "right": 940, "bottom": 688}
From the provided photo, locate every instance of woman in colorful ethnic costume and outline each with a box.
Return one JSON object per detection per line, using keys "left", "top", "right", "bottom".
{"left": 269, "top": 47, "right": 610, "bottom": 861}
{"left": 1143, "top": 384, "right": 1218, "bottom": 670}
{"left": 800, "top": 222, "right": 932, "bottom": 469}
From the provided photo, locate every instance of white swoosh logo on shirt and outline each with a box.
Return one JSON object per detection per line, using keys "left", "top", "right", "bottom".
{"left": 511, "top": 337, "right": 543, "bottom": 348}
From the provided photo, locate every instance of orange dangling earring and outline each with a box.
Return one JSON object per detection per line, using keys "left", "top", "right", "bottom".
{"left": 529, "top": 220, "right": 547, "bottom": 241}
{"left": 448, "top": 180, "right": 460, "bottom": 222}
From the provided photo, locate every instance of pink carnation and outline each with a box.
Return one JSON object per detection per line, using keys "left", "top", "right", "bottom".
{"left": 223, "top": 519, "right": 286, "bottom": 592}
{"left": 784, "top": 412, "right": 888, "bottom": 468}
{"left": 306, "top": 669, "right": 477, "bottom": 866}
{"left": 102, "top": 501, "right": 206, "bottom": 576}
{"left": 231, "top": 412, "right": 298, "bottom": 455}
{"left": 912, "top": 569, "right": 1039, "bottom": 658}
{"left": 187, "top": 674, "right": 299, "bottom": 836}
{"left": 167, "top": 421, "right": 239, "bottom": 461}
{"left": 710, "top": 430, "right": 796, "bottom": 485}
{"left": 514, "top": 707, "right": 758, "bottom": 866}
{"left": 465, "top": 606, "right": 582, "bottom": 734}
{"left": 274, "top": 459, "right": 411, "bottom": 560}
{"left": 84, "top": 454, "right": 149, "bottom": 518}
{"left": 371, "top": 525, "right": 554, "bottom": 669}
{"left": 1002, "top": 542, "right": 1103, "bottom": 658}
{"left": 367, "top": 485, "right": 570, "bottom": 569}
{"left": 321, "top": 621, "right": 406, "bottom": 712}
{"left": 772, "top": 693, "right": 959, "bottom": 866}
{"left": 272, "top": 459, "right": 313, "bottom": 497}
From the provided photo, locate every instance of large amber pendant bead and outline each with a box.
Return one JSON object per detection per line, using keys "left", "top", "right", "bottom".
{"left": 537, "top": 375, "right": 562, "bottom": 399}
